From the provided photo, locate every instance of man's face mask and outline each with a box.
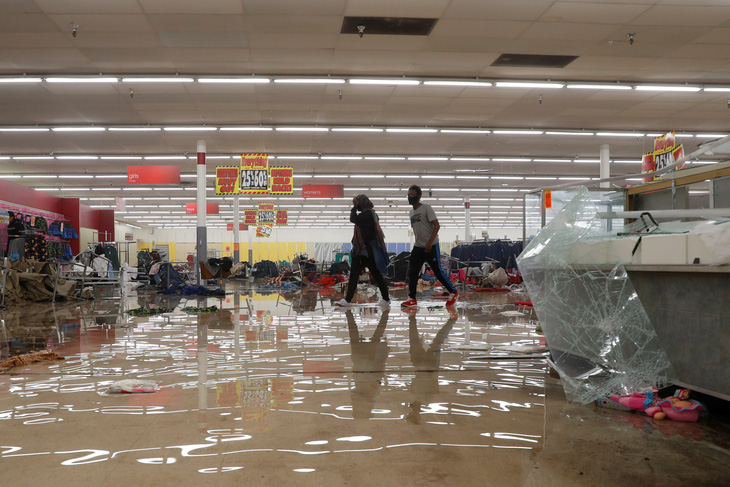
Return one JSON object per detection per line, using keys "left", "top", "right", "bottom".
{"left": 408, "top": 194, "right": 419, "bottom": 205}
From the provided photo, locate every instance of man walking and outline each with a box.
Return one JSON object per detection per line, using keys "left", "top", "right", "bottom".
{"left": 402, "top": 185, "right": 458, "bottom": 308}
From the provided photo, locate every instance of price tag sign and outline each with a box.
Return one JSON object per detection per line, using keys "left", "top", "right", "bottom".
{"left": 275, "top": 210, "right": 288, "bottom": 226}
{"left": 240, "top": 154, "right": 269, "bottom": 194}
{"left": 257, "top": 202, "right": 275, "bottom": 224}
{"left": 244, "top": 210, "right": 257, "bottom": 225}
{"left": 269, "top": 166, "right": 294, "bottom": 195}
{"left": 256, "top": 224, "right": 273, "bottom": 238}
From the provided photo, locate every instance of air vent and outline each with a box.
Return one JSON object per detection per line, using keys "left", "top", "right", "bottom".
{"left": 341, "top": 16, "right": 438, "bottom": 36}
{"left": 491, "top": 53, "right": 578, "bottom": 68}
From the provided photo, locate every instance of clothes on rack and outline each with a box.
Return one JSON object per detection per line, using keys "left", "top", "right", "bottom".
{"left": 8, "top": 237, "right": 25, "bottom": 261}
{"left": 24, "top": 234, "right": 48, "bottom": 261}
{"left": 450, "top": 240, "right": 523, "bottom": 271}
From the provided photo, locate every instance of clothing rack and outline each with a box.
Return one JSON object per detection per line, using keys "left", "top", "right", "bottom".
{"left": 87, "top": 241, "right": 135, "bottom": 266}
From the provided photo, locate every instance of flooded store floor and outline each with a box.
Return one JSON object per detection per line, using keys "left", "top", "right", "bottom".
{"left": 1, "top": 284, "right": 729, "bottom": 486}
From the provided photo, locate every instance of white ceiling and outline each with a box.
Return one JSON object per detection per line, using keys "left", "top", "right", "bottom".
{"left": 1, "top": 0, "right": 728, "bottom": 229}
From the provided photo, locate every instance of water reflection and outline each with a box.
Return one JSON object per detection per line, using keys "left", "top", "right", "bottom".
{"left": 345, "top": 309, "right": 389, "bottom": 420}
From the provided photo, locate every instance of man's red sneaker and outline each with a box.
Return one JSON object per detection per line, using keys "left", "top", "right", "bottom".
{"left": 446, "top": 291, "right": 458, "bottom": 307}
{"left": 400, "top": 298, "right": 418, "bottom": 308}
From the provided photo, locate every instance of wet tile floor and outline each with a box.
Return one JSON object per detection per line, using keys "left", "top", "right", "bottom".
{"left": 1, "top": 283, "right": 729, "bottom": 486}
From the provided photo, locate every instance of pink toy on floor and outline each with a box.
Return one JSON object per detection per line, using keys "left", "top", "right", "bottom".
{"left": 608, "top": 389, "right": 703, "bottom": 423}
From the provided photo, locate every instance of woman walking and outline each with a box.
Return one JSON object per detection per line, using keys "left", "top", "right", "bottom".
{"left": 336, "top": 194, "right": 391, "bottom": 307}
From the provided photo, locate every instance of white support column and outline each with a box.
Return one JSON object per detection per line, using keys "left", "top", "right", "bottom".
{"left": 196, "top": 140, "right": 207, "bottom": 284}
{"left": 464, "top": 195, "right": 472, "bottom": 243}
{"left": 600, "top": 144, "right": 610, "bottom": 189}
{"left": 233, "top": 195, "right": 240, "bottom": 262}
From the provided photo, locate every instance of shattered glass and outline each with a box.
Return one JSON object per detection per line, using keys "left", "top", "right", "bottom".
{"left": 517, "top": 188, "right": 672, "bottom": 404}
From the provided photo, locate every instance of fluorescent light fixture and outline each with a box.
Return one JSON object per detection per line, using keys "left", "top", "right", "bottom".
{"left": 92, "top": 187, "right": 120, "bottom": 190}
{"left": 58, "top": 175, "right": 94, "bottom": 178}
{"left": 0, "top": 77, "right": 42, "bottom": 83}
{"left": 386, "top": 128, "right": 438, "bottom": 133}
{"left": 46, "top": 77, "right": 118, "bottom": 83}
{"left": 408, "top": 157, "right": 448, "bottom": 161}
{"left": 350, "top": 175, "right": 384, "bottom": 178}
{"left": 100, "top": 156, "right": 142, "bottom": 160}
{"left": 12, "top": 156, "right": 54, "bottom": 160}
{"left": 566, "top": 84, "right": 631, "bottom": 90}
{"left": 492, "top": 158, "right": 532, "bottom": 162}
{"left": 349, "top": 79, "right": 420, "bottom": 86}
{"left": 558, "top": 177, "right": 589, "bottom": 180}
{"left": 275, "top": 127, "right": 329, "bottom": 132}
{"left": 612, "top": 160, "right": 640, "bottom": 164}
{"left": 0, "top": 128, "right": 49, "bottom": 132}
{"left": 450, "top": 157, "right": 490, "bottom": 161}
{"left": 491, "top": 176, "right": 524, "bottom": 180}
{"left": 144, "top": 155, "right": 187, "bottom": 160}
{"left": 63, "top": 188, "right": 91, "bottom": 191}
{"left": 635, "top": 85, "right": 700, "bottom": 92}
{"left": 35, "top": 187, "right": 59, "bottom": 191}
{"left": 108, "top": 127, "right": 161, "bottom": 132}
{"left": 533, "top": 158, "right": 571, "bottom": 163}
{"left": 2, "top": 175, "right": 22, "bottom": 178}
{"left": 596, "top": 132, "right": 644, "bottom": 137}
{"left": 545, "top": 131, "right": 594, "bottom": 136}
{"left": 645, "top": 133, "right": 664, "bottom": 137}
{"left": 273, "top": 78, "right": 345, "bottom": 84}
{"left": 220, "top": 127, "right": 272, "bottom": 131}
{"left": 56, "top": 156, "right": 99, "bottom": 160}
{"left": 694, "top": 160, "right": 719, "bottom": 164}
{"left": 525, "top": 176, "right": 558, "bottom": 180}
{"left": 423, "top": 80, "right": 492, "bottom": 87}
{"left": 573, "top": 159, "right": 600, "bottom": 163}
{"left": 495, "top": 81, "right": 564, "bottom": 89}
{"left": 440, "top": 129, "right": 490, "bottom": 134}
{"left": 122, "top": 77, "right": 194, "bottom": 83}
{"left": 321, "top": 156, "right": 362, "bottom": 160}
{"left": 703, "top": 87, "right": 730, "bottom": 92}
{"left": 492, "top": 130, "right": 544, "bottom": 135}
{"left": 197, "top": 77, "right": 270, "bottom": 83}
{"left": 163, "top": 126, "right": 217, "bottom": 131}
{"left": 313, "top": 174, "right": 347, "bottom": 178}
{"left": 695, "top": 134, "right": 728, "bottom": 138}
{"left": 364, "top": 156, "right": 406, "bottom": 160}
{"left": 331, "top": 128, "right": 383, "bottom": 132}
{"left": 52, "top": 127, "right": 106, "bottom": 132}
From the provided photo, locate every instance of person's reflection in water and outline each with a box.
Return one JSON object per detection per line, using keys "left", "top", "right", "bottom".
{"left": 346, "top": 309, "right": 390, "bottom": 420}
{"left": 406, "top": 308, "right": 458, "bottom": 424}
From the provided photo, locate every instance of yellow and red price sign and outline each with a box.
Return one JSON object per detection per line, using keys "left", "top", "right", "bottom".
{"left": 275, "top": 210, "right": 288, "bottom": 226}
{"left": 241, "top": 153, "right": 269, "bottom": 194}
{"left": 244, "top": 210, "right": 257, "bottom": 225}
{"left": 257, "top": 202, "right": 275, "bottom": 225}
{"left": 215, "top": 166, "right": 240, "bottom": 195}
{"left": 269, "top": 166, "right": 294, "bottom": 195}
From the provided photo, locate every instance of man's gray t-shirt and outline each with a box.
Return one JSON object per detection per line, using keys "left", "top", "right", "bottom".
{"left": 409, "top": 203, "right": 438, "bottom": 248}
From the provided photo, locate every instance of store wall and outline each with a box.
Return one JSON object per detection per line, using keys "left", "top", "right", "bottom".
{"left": 129, "top": 223, "right": 523, "bottom": 263}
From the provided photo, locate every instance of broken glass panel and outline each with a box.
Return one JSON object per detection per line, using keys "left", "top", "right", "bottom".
{"left": 517, "top": 188, "right": 672, "bottom": 403}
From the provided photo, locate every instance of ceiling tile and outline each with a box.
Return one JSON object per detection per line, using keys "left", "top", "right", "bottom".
{"left": 139, "top": 0, "right": 243, "bottom": 15}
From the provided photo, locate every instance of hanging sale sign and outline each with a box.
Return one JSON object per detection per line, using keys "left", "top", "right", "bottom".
{"left": 244, "top": 209, "right": 258, "bottom": 225}
{"left": 276, "top": 210, "right": 288, "bottom": 226}
{"left": 642, "top": 131, "right": 685, "bottom": 183}
{"left": 256, "top": 224, "right": 273, "bottom": 238}
{"left": 257, "top": 202, "right": 275, "bottom": 224}
{"left": 240, "top": 154, "right": 269, "bottom": 194}
{"left": 216, "top": 166, "right": 240, "bottom": 195}
{"left": 269, "top": 166, "right": 294, "bottom": 195}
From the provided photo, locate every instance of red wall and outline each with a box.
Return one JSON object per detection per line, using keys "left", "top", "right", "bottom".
{"left": 1, "top": 179, "right": 114, "bottom": 255}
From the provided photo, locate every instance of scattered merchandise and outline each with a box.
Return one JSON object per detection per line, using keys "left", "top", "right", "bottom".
{"left": 180, "top": 285, "right": 226, "bottom": 296}
{"left": 597, "top": 389, "right": 705, "bottom": 422}
{"left": 106, "top": 379, "right": 160, "bottom": 394}
{"left": 182, "top": 305, "right": 219, "bottom": 313}
{"left": 126, "top": 307, "right": 175, "bottom": 316}
{"left": 0, "top": 350, "right": 64, "bottom": 372}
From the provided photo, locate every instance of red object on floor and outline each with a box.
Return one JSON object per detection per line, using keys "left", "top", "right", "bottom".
{"left": 473, "top": 287, "right": 511, "bottom": 293}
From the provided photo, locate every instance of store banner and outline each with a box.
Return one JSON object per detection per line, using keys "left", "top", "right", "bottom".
{"left": 256, "top": 224, "right": 273, "bottom": 238}
{"left": 244, "top": 209, "right": 257, "bottom": 225}
{"left": 241, "top": 153, "right": 269, "bottom": 194}
{"left": 216, "top": 166, "right": 240, "bottom": 195}
{"left": 302, "top": 184, "right": 344, "bottom": 199}
{"left": 275, "top": 209, "right": 288, "bottom": 226}
{"left": 127, "top": 165, "right": 180, "bottom": 185}
{"left": 642, "top": 131, "right": 685, "bottom": 182}
{"left": 257, "top": 201, "right": 275, "bottom": 224}
{"left": 269, "top": 166, "right": 294, "bottom": 195}
{"left": 544, "top": 189, "right": 552, "bottom": 209}
{"left": 185, "top": 202, "right": 220, "bottom": 215}
{"left": 227, "top": 223, "right": 249, "bottom": 231}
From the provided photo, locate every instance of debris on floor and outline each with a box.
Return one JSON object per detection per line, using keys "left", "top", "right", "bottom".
{"left": 126, "top": 306, "right": 175, "bottom": 316}
{"left": 0, "top": 350, "right": 64, "bottom": 372}
{"left": 106, "top": 379, "right": 160, "bottom": 394}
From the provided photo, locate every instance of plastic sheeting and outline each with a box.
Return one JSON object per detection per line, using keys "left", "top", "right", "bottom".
{"left": 517, "top": 188, "right": 672, "bottom": 404}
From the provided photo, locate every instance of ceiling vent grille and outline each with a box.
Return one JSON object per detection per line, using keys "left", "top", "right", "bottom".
{"left": 491, "top": 53, "right": 578, "bottom": 68}
{"left": 341, "top": 17, "right": 438, "bottom": 36}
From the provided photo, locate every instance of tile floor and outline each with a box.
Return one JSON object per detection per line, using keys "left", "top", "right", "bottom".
{"left": 1, "top": 283, "right": 729, "bottom": 486}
